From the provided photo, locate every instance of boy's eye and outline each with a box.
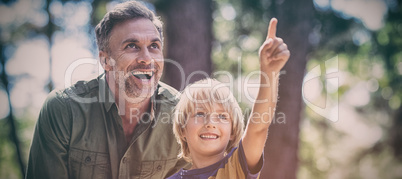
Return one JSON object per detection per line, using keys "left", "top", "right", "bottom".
{"left": 195, "top": 112, "right": 206, "bottom": 117}
{"left": 218, "top": 114, "right": 228, "bottom": 120}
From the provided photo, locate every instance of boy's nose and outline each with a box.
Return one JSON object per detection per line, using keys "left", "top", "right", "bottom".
{"left": 205, "top": 118, "right": 216, "bottom": 129}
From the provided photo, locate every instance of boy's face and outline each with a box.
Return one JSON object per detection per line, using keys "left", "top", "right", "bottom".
{"left": 183, "top": 103, "right": 234, "bottom": 160}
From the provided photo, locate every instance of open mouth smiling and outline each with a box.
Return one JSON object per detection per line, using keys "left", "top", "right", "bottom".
{"left": 200, "top": 134, "right": 219, "bottom": 139}
{"left": 131, "top": 71, "right": 154, "bottom": 80}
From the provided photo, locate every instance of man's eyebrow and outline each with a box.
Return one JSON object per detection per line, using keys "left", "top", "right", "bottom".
{"left": 121, "top": 38, "right": 161, "bottom": 45}
{"left": 122, "top": 38, "right": 139, "bottom": 44}
{"left": 151, "top": 38, "right": 161, "bottom": 43}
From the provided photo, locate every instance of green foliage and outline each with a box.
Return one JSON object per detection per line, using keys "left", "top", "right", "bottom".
{"left": 0, "top": 119, "right": 23, "bottom": 179}
{"left": 0, "top": 0, "right": 401, "bottom": 178}
{"left": 299, "top": 0, "right": 402, "bottom": 178}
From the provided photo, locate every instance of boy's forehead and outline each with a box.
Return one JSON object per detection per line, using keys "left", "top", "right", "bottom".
{"left": 194, "top": 103, "right": 225, "bottom": 112}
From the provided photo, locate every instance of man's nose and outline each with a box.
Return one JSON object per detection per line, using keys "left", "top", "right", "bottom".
{"left": 137, "top": 49, "right": 152, "bottom": 64}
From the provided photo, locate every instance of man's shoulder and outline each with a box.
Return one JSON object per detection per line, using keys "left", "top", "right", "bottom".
{"left": 157, "top": 82, "right": 180, "bottom": 104}
{"left": 66, "top": 77, "right": 100, "bottom": 97}
{"left": 45, "top": 75, "right": 103, "bottom": 106}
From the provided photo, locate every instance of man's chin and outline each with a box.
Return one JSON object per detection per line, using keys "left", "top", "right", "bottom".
{"left": 124, "top": 84, "right": 156, "bottom": 100}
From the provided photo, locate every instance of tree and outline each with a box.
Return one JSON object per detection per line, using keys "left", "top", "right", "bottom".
{"left": 260, "top": 0, "right": 314, "bottom": 178}
{"left": 156, "top": 0, "right": 213, "bottom": 90}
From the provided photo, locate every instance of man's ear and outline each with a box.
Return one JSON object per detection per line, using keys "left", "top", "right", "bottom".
{"left": 99, "top": 51, "right": 112, "bottom": 71}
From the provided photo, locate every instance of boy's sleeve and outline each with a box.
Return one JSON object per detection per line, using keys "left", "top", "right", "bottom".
{"left": 26, "top": 90, "right": 71, "bottom": 179}
{"left": 238, "top": 140, "right": 264, "bottom": 178}
{"left": 215, "top": 140, "right": 264, "bottom": 179}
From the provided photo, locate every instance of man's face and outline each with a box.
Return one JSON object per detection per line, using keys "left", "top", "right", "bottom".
{"left": 101, "top": 18, "right": 163, "bottom": 100}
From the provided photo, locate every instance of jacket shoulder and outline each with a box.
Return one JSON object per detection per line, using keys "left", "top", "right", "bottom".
{"left": 157, "top": 82, "right": 180, "bottom": 104}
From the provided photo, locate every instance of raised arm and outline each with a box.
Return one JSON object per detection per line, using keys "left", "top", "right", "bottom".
{"left": 242, "top": 18, "right": 290, "bottom": 172}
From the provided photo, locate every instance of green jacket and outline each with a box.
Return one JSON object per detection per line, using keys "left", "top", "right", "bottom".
{"left": 26, "top": 74, "right": 189, "bottom": 179}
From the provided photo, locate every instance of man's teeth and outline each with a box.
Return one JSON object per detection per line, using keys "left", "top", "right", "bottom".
{"left": 131, "top": 71, "right": 154, "bottom": 80}
{"left": 200, "top": 135, "right": 218, "bottom": 139}
{"left": 132, "top": 71, "right": 153, "bottom": 75}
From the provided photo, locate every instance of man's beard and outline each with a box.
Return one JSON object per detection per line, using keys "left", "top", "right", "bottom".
{"left": 115, "top": 63, "right": 161, "bottom": 103}
{"left": 123, "top": 73, "right": 159, "bottom": 97}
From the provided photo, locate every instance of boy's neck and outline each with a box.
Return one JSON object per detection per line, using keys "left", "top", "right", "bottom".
{"left": 189, "top": 152, "right": 225, "bottom": 170}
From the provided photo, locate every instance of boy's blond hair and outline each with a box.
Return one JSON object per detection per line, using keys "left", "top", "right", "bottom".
{"left": 173, "top": 78, "right": 245, "bottom": 162}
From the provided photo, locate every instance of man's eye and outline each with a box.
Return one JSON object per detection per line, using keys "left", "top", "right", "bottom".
{"left": 126, "top": 43, "right": 138, "bottom": 49}
{"left": 150, "top": 43, "right": 159, "bottom": 49}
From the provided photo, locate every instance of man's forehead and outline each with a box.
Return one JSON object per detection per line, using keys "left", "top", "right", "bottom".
{"left": 110, "top": 18, "right": 160, "bottom": 40}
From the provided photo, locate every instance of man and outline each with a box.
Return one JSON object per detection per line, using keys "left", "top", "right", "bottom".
{"left": 26, "top": 1, "right": 188, "bottom": 178}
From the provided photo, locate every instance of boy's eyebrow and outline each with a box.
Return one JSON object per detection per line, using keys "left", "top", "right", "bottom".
{"left": 195, "top": 105, "right": 207, "bottom": 110}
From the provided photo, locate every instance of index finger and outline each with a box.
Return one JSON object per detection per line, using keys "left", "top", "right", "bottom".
{"left": 267, "top": 18, "right": 278, "bottom": 39}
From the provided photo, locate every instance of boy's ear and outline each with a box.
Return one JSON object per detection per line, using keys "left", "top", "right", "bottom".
{"left": 230, "top": 134, "right": 235, "bottom": 140}
{"left": 99, "top": 51, "right": 113, "bottom": 71}
{"left": 181, "top": 129, "right": 188, "bottom": 142}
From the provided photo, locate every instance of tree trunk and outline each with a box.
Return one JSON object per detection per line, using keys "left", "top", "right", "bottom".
{"left": 0, "top": 41, "right": 26, "bottom": 177}
{"left": 261, "top": 0, "right": 314, "bottom": 178}
{"left": 159, "top": 0, "right": 213, "bottom": 90}
{"left": 45, "top": 0, "right": 54, "bottom": 92}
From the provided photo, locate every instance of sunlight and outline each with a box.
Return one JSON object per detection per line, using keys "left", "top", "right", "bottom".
{"left": 314, "top": 0, "right": 330, "bottom": 10}
{"left": 333, "top": 103, "right": 383, "bottom": 150}
{"left": 344, "top": 82, "right": 370, "bottom": 107}
{"left": 6, "top": 37, "right": 50, "bottom": 81}
{"left": 0, "top": 0, "right": 47, "bottom": 28}
{"left": 331, "top": 0, "right": 387, "bottom": 30}
{"left": 220, "top": 4, "right": 236, "bottom": 21}
{"left": 353, "top": 29, "right": 371, "bottom": 45}
{"left": 51, "top": 35, "right": 97, "bottom": 89}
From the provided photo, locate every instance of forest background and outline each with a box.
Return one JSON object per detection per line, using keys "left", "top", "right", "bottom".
{"left": 0, "top": 0, "right": 401, "bottom": 178}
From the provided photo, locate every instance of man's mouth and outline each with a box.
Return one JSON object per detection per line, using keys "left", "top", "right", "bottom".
{"left": 131, "top": 71, "right": 154, "bottom": 80}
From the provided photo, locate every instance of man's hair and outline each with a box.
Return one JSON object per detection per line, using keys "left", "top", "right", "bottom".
{"left": 173, "top": 78, "right": 245, "bottom": 162}
{"left": 95, "top": 1, "right": 163, "bottom": 53}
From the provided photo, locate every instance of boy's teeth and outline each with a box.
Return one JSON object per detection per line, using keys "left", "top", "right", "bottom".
{"left": 200, "top": 135, "right": 218, "bottom": 139}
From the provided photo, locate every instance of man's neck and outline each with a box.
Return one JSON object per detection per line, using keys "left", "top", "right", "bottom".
{"left": 120, "top": 97, "right": 151, "bottom": 145}
{"left": 106, "top": 74, "right": 153, "bottom": 143}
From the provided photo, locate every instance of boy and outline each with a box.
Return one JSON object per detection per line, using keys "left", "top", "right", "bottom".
{"left": 168, "top": 18, "right": 290, "bottom": 179}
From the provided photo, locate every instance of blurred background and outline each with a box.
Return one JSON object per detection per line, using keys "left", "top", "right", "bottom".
{"left": 0, "top": 0, "right": 401, "bottom": 178}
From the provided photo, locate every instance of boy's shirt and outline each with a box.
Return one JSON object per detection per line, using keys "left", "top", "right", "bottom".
{"left": 167, "top": 140, "right": 264, "bottom": 179}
